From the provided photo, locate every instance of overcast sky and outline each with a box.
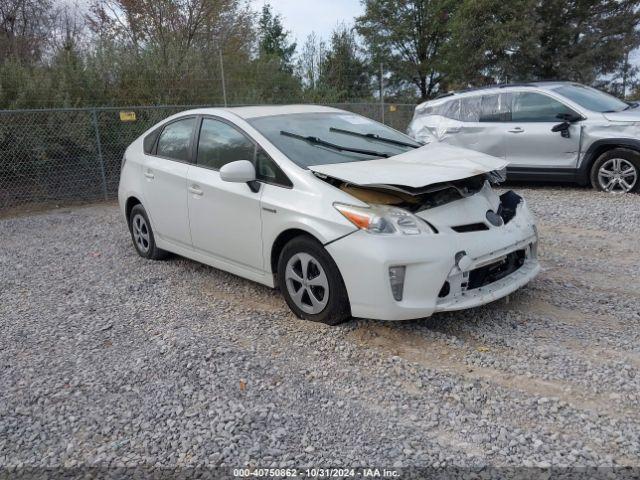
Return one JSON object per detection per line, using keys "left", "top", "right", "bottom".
{"left": 250, "top": 0, "right": 364, "bottom": 44}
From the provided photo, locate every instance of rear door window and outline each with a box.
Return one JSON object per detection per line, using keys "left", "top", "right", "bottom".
{"left": 480, "top": 93, "right": 512, "bottom": 122}
{"left": 459, "top": 96, "right": 482, "bottom": 122}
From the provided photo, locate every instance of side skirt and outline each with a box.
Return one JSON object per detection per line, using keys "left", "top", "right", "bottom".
{"left": 506, "top": 167, "right": 586, "bottom": 185}
{"left": 155, "top": 236, "right": 275, "bottom": 288}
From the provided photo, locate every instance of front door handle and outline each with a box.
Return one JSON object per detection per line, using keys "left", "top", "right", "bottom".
{"left": 445, "top": 126, "right": 461, "bottom": 134}
{"left": 508, "top": 127, "right": 524, "bottom": 134}
{"left": 144, "top": 171, "right": 155, "bottom": 179}
{"left": 188, "top": 185, "right": 203, "bottom": 196}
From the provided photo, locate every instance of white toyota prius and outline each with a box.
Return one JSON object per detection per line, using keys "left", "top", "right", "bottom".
{"left": 118, "top": 105, "right": 540, "bottom": 324}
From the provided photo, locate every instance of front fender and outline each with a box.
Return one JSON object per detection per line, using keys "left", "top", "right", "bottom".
{"left": 578, "top": 134, "right": 640, "bottom": 184}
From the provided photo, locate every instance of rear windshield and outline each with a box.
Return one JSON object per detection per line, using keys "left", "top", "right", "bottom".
{"left": 247, "top": 112, "right": 420, "bottom": 168}
{"left": 552, "top": 85, "right": 628, "bottom": 113}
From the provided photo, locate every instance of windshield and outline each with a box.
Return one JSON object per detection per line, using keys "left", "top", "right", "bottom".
{"left": 552, "top": 84, "right": 629, "bottom": 113}
{"left": 247, "top": 112, "right": 421, "bottom": 168}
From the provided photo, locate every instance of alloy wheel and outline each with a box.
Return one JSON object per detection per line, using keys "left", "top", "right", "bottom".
{"left": 132, "top": 213, "right": 150, "bottom": 253}
{"left": 597, "top": 158, "right": 638, "bottom": 193}
{"left": 284, "top": 252, "right": 329, "bottom": 314}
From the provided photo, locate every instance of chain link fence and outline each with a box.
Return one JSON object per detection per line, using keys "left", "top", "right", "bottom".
{"left": 0, "top": 103, "right": 415, "bottom": 211}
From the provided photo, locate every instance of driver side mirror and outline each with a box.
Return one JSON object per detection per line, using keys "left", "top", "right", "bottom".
{"left": 556, "top": 112, "right": 583, "bottom": 123}
{"left": 552, "top": 112, "right": 581, "bottom": 138}
{"left": 551, "top": 121, "right": 570, "bottom": 133}
{"left": 220, "top": 160, "right": 260, "bottom": 192}
{"left": 551, "top": 121, "right": 571, "bottom": 138}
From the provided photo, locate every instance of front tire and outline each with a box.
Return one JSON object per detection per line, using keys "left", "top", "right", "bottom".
{"left": 128, "top": 204, "right": 168, "bottom": 260}
{"left": 277, "top": 236, "right": 350, "bottom": 325}
{"left": 590, "top": 148, "right": 640, "bottom": 193}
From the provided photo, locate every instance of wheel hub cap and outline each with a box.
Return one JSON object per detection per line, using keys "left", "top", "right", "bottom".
{"left": 284, "top": 253, "right": 329, "bottom": 315}
{"left": 598, "top": 158, "right": 638, "bottom": 193}
{"left": 132, "top": 214, "right": 150, "bottom": 253}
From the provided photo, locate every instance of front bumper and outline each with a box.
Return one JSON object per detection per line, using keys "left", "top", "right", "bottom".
{"left": 326, "top": 200, "right": 540, "bottom": 321}
{"left": 434, "top": 240, "right": 539, "bottom": 313}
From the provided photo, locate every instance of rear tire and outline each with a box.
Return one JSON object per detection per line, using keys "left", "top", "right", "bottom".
{"left": 277, "top": 236, "right": 350, "bottom": 325}
{"left": 590, "top": 148, "right": 640, "bottom": 193}
{"left": 128, "top": 204, "right": 168, "bottom": 260}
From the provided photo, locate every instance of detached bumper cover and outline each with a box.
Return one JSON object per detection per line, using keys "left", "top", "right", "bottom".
{"left": 434, "top": 240, "right": 539, "bottom": 312}
{"left": 326, "top": 199, "right": 540, "bottom": 321}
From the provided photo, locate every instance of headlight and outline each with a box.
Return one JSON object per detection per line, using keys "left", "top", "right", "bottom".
{"left": 334, "top": 203, "right": 433, "bottom": 235}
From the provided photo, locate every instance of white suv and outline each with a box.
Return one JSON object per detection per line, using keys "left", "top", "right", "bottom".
{"left": 408, "top": 82, "right": 640, "bottom": 193}
{"left": 119, "top": 105, "right": 539, "bottom": 324}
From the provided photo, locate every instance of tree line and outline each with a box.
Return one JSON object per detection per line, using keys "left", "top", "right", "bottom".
{"left": 0, "top": 0, "right": 639, "bottom": 110}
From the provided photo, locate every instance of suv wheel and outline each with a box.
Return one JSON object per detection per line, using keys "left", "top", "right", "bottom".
{"left": 277, "top": 236, "right": 350, "bottom": 325}
{"left": 128, "top": 204, "right": 168, "bottom": 260}
{"left": 591, "top": 148, "right": 640, "bottom": 193}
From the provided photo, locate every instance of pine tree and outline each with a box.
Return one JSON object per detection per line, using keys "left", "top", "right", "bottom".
{"left": 319, "top": 25, "right": 371, "bottom": 101}
{"left": 356, "top": 0, "right": 458, "bottom": 100}
{"left": 258, "top": 3, "right": 297, "bottom": 73}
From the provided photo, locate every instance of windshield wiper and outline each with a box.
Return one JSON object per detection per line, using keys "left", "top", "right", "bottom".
{"left": 329, "top": 127, "right": 420, "bottom": 148}
{"left": 280, "top": 131, "right": 390, "bottom": 158}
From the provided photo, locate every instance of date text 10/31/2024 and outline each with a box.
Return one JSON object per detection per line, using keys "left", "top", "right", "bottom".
{"left": 233, "top": 468, "right": 400, "bottom": 478}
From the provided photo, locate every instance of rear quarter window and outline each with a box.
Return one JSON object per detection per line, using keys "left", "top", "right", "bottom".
{"left": 156, "top": 117, "right": 196, "bottom": 162}
{"left": 143, "top": 128, "right": 161, "bottom": 154}
{"left": 440, "top": 100, "right": 461, "bottom": 120}
{"left": 416, "top": 104, "right": 435, "bottom": 116}
{"left": 419, "top": 100, "right": 461, "bottom": 120}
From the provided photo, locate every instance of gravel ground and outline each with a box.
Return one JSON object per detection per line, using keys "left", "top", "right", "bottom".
{"left": 0, "top": 186, "right": 639, "bottom": 470}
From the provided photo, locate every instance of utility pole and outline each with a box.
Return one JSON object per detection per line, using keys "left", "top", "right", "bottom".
{"left": 219, "top": 49, "right": 228, "bottom": 107}
{"left": 622, "top": 48, "right": 630, "bottom": 99}
{"left": 379, "top": 62, "right": 385, "bottom": 124}
{"left": 91, "top": 109, "right": 108, "bottom": 200}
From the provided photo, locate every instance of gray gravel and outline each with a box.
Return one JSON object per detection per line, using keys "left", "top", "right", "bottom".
{"left": 0, "top": 186, "right": 639, "bottom": 469}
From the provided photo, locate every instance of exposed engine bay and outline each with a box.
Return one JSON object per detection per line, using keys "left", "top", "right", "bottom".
{"left": 320, "top": 172, "right": 504, "bottom": 213}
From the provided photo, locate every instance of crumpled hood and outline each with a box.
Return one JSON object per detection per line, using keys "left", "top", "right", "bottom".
{"left": 308, "top": 143, "right": 508, "bottom": 188}
{"left": 603, "top": 108, "right": 640, "bottom": 122}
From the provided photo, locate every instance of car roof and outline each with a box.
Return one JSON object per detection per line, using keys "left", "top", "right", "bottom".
{"left": 426, "top": 81, "right": 578, "bottom": 103}
{"left": 178, "top": 104, "right": 345, "bottom": 120}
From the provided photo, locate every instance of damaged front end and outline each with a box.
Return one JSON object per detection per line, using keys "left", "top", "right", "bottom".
{"left": 426, "top": 187, "right": 539, "bottom": 313}
{"left": 324, "top": 165, "right": 538, "bottom": 314}
{"left": 311, "top": 141, "right": 538, "bottom": 320}
{"left": 320, "top": 169, "right": 507, "bottom": 213}
{"left": 309, "top": 141, "right": 510, "bottom": 214}
{"left": 334, "top": 174, "right": 485, "bottom": 212}
{"left": 434, "top": 236, "right": 538, "bottom": 313}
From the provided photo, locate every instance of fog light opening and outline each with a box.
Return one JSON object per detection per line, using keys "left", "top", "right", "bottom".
{"left": 438, "top": 281, "right": 450, "bottom": 298}
{"left": 388, "top": 266, "right": 406, "bottom": 301}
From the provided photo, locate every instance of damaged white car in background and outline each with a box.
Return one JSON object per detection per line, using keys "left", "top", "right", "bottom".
{"left": 119, "top": 105, "right": 540, "bottom": 325}
{"left": 407, "top": 82, "right": 640, "bottom": 193}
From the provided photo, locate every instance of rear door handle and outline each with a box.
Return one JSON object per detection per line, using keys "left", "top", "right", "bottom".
{"left": 188, "top": 185, "right": 203, "bottom": 196}
{"left": 508, "top": 127, "right": 524, "bottom": 134}
{"left": 445, "top": 126, "right": 461, "bottom": 134}
{"left": 144, "top": 171, "right": 155, "bottom": 179}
